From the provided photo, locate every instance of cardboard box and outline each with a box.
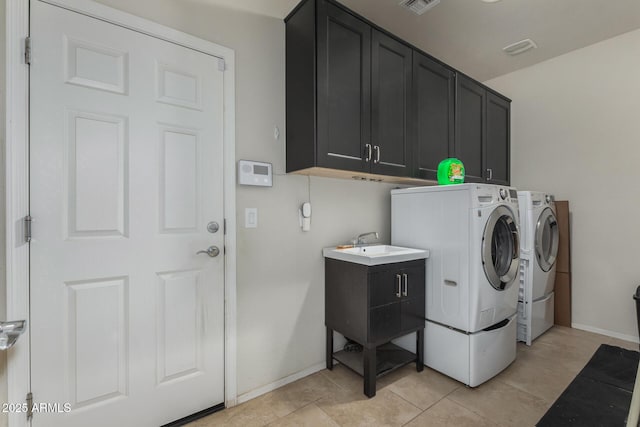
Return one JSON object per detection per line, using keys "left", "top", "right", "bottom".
{"left": 554, "top": 200, "right": 571, "bottom": 326}
{"left": 555, "top": 200, "right": 571, "bottom": 274}
{"left": 554, "top": 272, "right": 572, "bottom": 327}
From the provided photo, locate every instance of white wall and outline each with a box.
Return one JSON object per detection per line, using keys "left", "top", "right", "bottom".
{"left": 485, "top": 29, "right": 640, "bottom": 341}
{"left": 89, "top": 0, "right": 396, "bottom": 396}
{"left": 1, "top": 0, "right": 8, "bottom": 424}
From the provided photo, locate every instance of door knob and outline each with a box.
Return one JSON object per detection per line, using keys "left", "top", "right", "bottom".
{"left": 207, "top": 222, "right": 220, "bottom": 233}
{"left": 197, "top": 246, "right": 220, "bottom": 257}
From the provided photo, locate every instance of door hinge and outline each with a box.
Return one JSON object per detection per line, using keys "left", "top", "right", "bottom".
{"left": 25, "top": 215, "right": 32, "bottom": 243}
{"left": 26, "top": 392, "right": 33, "bottom": 420}
{"left": 223, "top": 218, "right": 227, "bottom": 235}
{"left": 24, "top": 37, "right": 31, "bottom": 65}
{"left": 217, "top": 58, "right": 226, "bottom": 72}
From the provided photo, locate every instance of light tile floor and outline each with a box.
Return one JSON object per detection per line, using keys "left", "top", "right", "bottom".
{"left": 188, "top": 326, "right": 638, "bottom": 427}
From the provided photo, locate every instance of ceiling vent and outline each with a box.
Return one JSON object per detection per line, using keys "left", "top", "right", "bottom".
{"left": 502, "top": 39, "right": 538, "bottom": 56}
{"left": 399, "top": 0, "right": 441, "bottom": 15}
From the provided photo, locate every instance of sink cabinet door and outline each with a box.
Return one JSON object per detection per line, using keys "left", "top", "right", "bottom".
{"left": 370, "top": 269, "right": 402, "bottom": 308}
{"left": 370, "top": 303, "right": 401, "bottom": 343}
{"left": 400, "top": 265, "right": 426, "bottom": 332}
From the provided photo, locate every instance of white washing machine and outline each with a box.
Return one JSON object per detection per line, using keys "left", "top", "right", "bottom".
{"left": 517, "top": 191, "right": 559, "bottom": 345}
{"left": 391, "top": 184, "right": 520, "bottom": 387}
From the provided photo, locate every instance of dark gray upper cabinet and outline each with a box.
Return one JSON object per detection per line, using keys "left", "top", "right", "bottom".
{"left": 455, "top": 75, "right": 485, "bottom": 183}
{"left": 285, "top": 0, "right": 510, "bottom": 185}
{"left": 486, "top": 92, "right": 511, "bottom": 185}
{"left": 456, "top": 75, "right": 512, "bottom": 184}
{"left": 286, "top": 0, "right": 411, "bottom": 178}
{"left": 317, "top": 2, "right": 371, "bottom": 172}
{"left": 371, "top": 30, "right": 412, "bottom": 177}
{"left": 285, "top": 0, "right": 317, "bottom": 173}
{"left": 286, "top": 0, "right": 371, "bottom": 173}
{"left": 413, "top": 51, "right": 455, "bottom": 181}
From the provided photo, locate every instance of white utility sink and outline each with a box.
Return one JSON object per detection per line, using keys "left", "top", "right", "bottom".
{"left": 323, "top": 245, "right": 429, "bottom": 266}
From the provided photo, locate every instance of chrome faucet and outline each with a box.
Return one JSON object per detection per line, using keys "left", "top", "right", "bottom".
{"left": 353, "top": 231, "right": 379, "bottom": 246}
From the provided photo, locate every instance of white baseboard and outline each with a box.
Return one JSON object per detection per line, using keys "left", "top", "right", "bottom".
{"left": 236, "top": 362, "right": 327, "bottom": 405}
{"left": 572, "top": 322, "right": 640, "bottom": 344}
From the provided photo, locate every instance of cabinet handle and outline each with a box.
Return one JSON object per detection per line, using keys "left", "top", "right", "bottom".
{"left": 365, "top": 144, "right": 372, "bottom": 162}
{"left": 402, "top": 273, "right": 408, "bottom": 296}
{"left": 487, "top": 168, "right": 493, "bottom": 180}
{"left": 373, "top": 145, "right": 380, "bottom": 164}
{"left": 396, "top": 274, "right": 402, "bottom": 298}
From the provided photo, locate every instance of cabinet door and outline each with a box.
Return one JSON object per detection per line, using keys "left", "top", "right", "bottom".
{"left": 455, "top": 75, "right": 485, "bottom": 183}
{"left": 371, "top": 30, "right": 412, "bottom": 177}
{"left": 316, "top": 2, "right": 371, "bottom": 172}
{"left": 370, "top": 269, "right": 402, "bottom": 308}
{"left": 370, "top": 303, "right": 401, "bottom": 343}
{"left": 413, "top": 52, "right": 455, "bottom": 180}
{"left": 486, "top": 92, "right": 510, "bottom": 185}
{"left": 400, "top": 265, "right": 425, "bottom": 332}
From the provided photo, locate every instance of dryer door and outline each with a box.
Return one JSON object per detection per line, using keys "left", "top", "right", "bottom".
{"left": 482, "top": 205, "right": 520, "bottom": 290}
{"left": 535, "top": 207, "right": 559, "bottom": 272}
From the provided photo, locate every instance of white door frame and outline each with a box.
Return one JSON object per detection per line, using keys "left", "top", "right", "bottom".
{"left": 4, "top": 1, "right": 238, "bottom": 425}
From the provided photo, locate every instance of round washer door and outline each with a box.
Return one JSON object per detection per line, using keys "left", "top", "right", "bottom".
{"left": 535, "top": 207, "right": 559, "bottom": 272}
{"left": 482, "top": 205, "right": 520, "bottom": 290}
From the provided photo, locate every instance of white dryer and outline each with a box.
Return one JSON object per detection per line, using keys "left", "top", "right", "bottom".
{"left": 391, "top": 184, "right": 520, "bottom": 387}
{"left": 517, "top": 191, "right": 559, "bottom": 345}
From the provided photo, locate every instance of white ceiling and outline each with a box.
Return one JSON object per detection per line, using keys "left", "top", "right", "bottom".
{"left": 193, "top": 0, "right": 640, "bottom": 81}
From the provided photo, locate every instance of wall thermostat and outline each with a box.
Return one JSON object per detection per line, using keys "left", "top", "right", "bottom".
{"left": 238, "top": 160, "right": 273, "bottom": 187}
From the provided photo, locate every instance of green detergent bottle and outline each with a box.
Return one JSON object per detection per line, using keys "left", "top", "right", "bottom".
{"left": 437, "top": 158, "right": 465, "bottom": 185}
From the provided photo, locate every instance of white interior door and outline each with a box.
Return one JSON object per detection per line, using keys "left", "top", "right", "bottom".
{"left": 29, "top": 1, "right": 226, "bottom": 425}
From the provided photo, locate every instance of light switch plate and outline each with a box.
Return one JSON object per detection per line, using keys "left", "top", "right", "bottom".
{"left": 245, "top": 208, "right": 258, "bottom": 228}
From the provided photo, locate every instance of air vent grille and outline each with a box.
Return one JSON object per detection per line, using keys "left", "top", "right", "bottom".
{"left": 503, "top": 39, "right": 538, "bottom": 56}
{"left": 399, "top": 0, "right": 441, "bottom": 15}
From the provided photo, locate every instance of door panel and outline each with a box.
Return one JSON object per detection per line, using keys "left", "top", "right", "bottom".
{"left": 67, "top": 111, "right": 128, "bottom": 237}
{"left": 30, "top": 2, "right": 225, "bottom": 426}
{"left": 317, "top": 3, "right": 371, "bottom": 172}
{"left": 68, "top": 277, "right": 128, "bottom": 408}
{"left": 413, "top": 52, "right": 455, "bottom": 180}
{"left": 371, "top": 30, "right": 412, "bottom": 177}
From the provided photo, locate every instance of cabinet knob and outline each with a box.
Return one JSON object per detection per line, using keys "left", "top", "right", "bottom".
{"left": 373, "top": 146, "right": 380, "bottom": 164}
{"left": 396, "top": 274, "right": 402, "bottom": 298}
{"left": 486, "top": 168, "right": 493, "bottom": 180}
{"left": 402, "top": 273, "right": 408, "bottom": 296}
{"left": 365, "top": 144, "right": 372, "bottom": 162}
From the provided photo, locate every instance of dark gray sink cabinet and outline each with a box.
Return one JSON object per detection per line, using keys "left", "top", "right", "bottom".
{"left": 325, "top": 258, "right": 425, "bottom": 397}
